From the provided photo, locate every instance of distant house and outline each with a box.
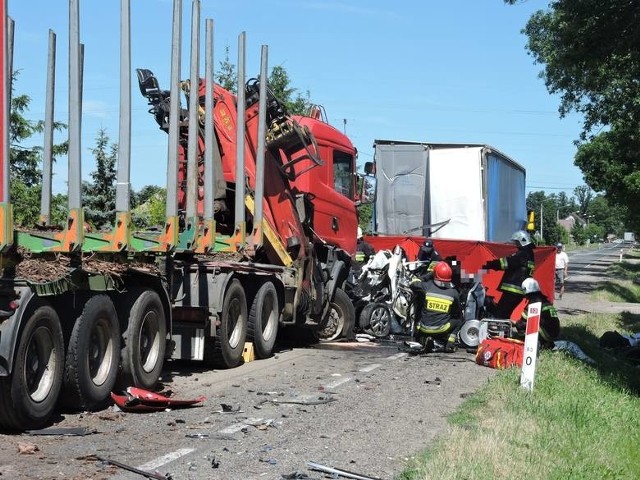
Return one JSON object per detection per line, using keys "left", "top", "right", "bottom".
{"left": 558, "top": 213, "right": 587, "bottom": 239}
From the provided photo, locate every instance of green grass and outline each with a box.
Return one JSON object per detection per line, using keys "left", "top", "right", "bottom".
{"left": 592, "top": 248, "right": 640, "bottom": 302}
{"left": 397, "top": 311, "right": 640, "bottom": 480}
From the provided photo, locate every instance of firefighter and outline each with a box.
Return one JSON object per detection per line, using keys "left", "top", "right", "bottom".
{"left": 409, "top": 261, "right": 463, "bottom": 353}
{"left": 355, "top": 226, "right": 375, "bottom": 267}
{"left": 514, "top": 277, "right": 560, "bottom": 349}
{"left": 482, "top": 230, "right": 535, "bottom": 319}
{"left": 414, "top": 240, "right": 442, "bottom": 280}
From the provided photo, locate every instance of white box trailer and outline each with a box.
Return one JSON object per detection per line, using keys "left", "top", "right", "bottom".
{"left": 371, "top": 140, "right": 527, "bottom": 242}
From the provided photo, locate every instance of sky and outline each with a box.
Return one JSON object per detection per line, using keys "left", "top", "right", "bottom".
{"left": 7, "top": 0, "right": 586, "bottom": 198}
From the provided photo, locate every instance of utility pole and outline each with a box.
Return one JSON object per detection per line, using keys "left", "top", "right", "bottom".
{"left": 540, "top": 203, "right": 543, "bottom": 241}
{"left": 343, "top": 118, "right": 347, "bottom": 135}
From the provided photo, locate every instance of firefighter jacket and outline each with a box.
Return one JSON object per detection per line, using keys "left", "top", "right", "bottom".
{"left": 355, "top": 238, "right": 375, "bottom": 265}
{"left": 484, "top": 245, "right": 535, "bottom": 296}
{"left": 411, "top": 278, "right": 461, "bottom": 332}
{"left": 516, "top": 294, "right": 560, "bottom": 347}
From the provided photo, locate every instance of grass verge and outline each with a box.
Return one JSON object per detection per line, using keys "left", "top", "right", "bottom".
{"left": 398, "top": 310, "right": 640, "bottom": 480}
{"left": 592, "top": 248, "right": 640, "bottom": 303}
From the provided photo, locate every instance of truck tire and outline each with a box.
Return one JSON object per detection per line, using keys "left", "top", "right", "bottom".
{"left": 0, "top": 305, "right": 64, "bottom": 431}
{"left": 319, "top": 288, "right": 355, "bottom": 341}
{"left": 359, "top": 303, "right": 392, "bottom": 338}
{"left": 63, "top": 295, "right": 120, "bottom": 410}
{"left": 118, "top": 290, "right": 166, "bottom": 390}
{"left": 210, "top": 279, "right": 247, "bottom": 368}
{"left": 247, "top": 281, "right": 279, "bottom": 359}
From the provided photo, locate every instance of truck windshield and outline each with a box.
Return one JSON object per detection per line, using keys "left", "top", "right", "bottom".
{"left": 333, "top": 150, "right": 354, "bottom": 199}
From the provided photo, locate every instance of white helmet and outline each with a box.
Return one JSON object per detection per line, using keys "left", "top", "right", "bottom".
{"left": 357, "top": 226, "right": 363, "bottom": 239}
{"left": 511, "top": 230, "right": 532, "bottom": 247}
{"left": 521, "top": 277, "right": 540, "bottom": 295}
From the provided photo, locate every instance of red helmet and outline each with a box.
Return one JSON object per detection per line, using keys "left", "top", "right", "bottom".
{"left": 434, "top": 262, "right": 452, "bottom": 283}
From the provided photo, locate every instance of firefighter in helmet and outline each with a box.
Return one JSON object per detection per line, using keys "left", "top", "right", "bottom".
{"left": 514, "top": 277, "right": 560, "bottom": 349}
{"left": 482, "top": 230, "right": 535, "bottom": 319}
{"left": 414, "top": 240, "right": 442, "bottom": 280}
{"left": 408, "top": 261, "right": 463, "bottom": 353}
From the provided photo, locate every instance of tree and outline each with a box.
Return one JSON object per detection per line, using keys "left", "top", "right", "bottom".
{"left": 215, "top": 51, "right": 313, "bottom": 116}
{"left": 268, "top": 65, "right": 311, "bottom": 115}
{"left": 572, "top": 185, "right": 593, "bottom": 216}
{"left": 83, "top": 129, "right": 117, "bottom": 230}
{"left": 215, "top": 45, "right": 237, "bottom": 93}
{"left": 507, "top": 0, "right": 640, "bottom": 231}
{"left": 574, "top": 128, "right": 640, "bottom": 231}
{"left": 587, "top": 195, "right": 625, "bottom": 238}
{"left": 132, "top": 187, "right": 166, "bottom": 229}
{"left": 521, "top": 1, "right": 640, "bottom": 139}
{"left": 526, "top": 191, "right": 567, "bottom": 245}
{"left": 9, "top": 75, "right": 68, "bottom": 227}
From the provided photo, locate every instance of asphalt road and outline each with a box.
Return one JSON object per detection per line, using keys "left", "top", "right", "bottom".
{"left": 558, "top": 242, "right": 640, "bottom": 316}
{"left": 0, "top": 243, "right": 633, "bottom": 480}
{"left": 0, "top": 334, "right": 495, "bottom": 480}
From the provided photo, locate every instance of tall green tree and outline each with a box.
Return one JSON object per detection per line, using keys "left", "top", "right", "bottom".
{"left": 9, "top": 76, "right": 68, "bottom": 227}
{"left": 572, "top": 185, "right": 593, "bottom": 216}
{"left": 83, "top": 129, "right": 117, "bottom": 230}
{"left": 215, "top": 51, "right": 312, "bottom": 115}
{"left": 587, "top": 195, "right": 625, "bottom": 238}
{"left": 507, "top": 0, "right": 640, "bottom": 231}
{"left": 527, "top": 191, "right": 567, "bottom": 246}
{"left": 268, "top": 65, "right": 311, "bottom": 115}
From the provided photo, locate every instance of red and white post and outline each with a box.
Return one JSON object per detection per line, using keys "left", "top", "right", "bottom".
{"left": 520, "top": 301, "right": 541, "bottom": 391}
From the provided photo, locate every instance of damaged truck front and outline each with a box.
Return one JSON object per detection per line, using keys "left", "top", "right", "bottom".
{"left": 0, "top": 0, "right": 362, "bottom": 431}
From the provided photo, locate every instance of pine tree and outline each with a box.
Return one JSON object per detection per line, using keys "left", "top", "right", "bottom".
{"left": 84, "top": 129, "right": 117, "bottom": 230}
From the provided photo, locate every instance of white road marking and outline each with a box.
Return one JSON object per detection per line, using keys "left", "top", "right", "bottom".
{"left": 219, "top": 417, "right": 264, "bottom": 434}
{"left": 359, "top": 363, "right": 381, "bottom": 372}
{"left": 323, "top": 376, "right": 352, "bottom": 390}
{"left": 386, "top": 352, "right": 408, "bottom": 361}
{"left": 137, "top": 448, "right": 195, "bottom": 471}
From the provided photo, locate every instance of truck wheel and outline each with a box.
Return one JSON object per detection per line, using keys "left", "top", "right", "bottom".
{"left": 247, "top": 281, "right": 279, "bottom": 359}
{"left": 211, "top": 279, "right": 247, "bottom": 368}
{"left": 319, "top": 288, "right": 355, "bottom": 341}
{"left": 0, "top": 305, "right": 64, "bottom": 431}
{"left": 360, "top": 303, "right": 391, "bottom": 338}
{"left": 63, "top": 295, "right": 120, "bottom": 410}
{"left": 119, "top": 290, "right": 166, "bottom": 390}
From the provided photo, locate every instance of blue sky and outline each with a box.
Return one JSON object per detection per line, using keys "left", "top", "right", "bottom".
{"left": 8, "top": 0, "right": 585, "bottom": 197}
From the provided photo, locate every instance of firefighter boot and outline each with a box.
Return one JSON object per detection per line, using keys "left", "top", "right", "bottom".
{"left": 444, "top": 334, "right": 458, "bottom": 353}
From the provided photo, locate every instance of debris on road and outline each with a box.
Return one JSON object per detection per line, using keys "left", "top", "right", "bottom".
{"left": 111, "top": 387, "right": 206, "bottom": 412}
{"left": 214, "top": 403, "right": 242, "bottom": 413}
{"left": 17, "top": 442, "right": 39, "bottom": 454}
{"left": 89, "top": 455, "right": 173, "bottom": 480}
{"left": 263, "top": 397, "right": 337, "bottom": 406}
{"left": 307, "top": 461, "right": 386, "bottom": 480}
{"left": 25, "top": 426, "right": 96, "bottom": 436}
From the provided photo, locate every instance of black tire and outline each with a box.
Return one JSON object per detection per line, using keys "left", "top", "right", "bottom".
{"left": 0, "top": 305, "right": 64, "bottom": 431}
{"left": 247, "top": 281, "right": 279, "bottom": 359}
{"left": 118, "top": 290, "right": 166, "bottom": 390}
{"left": 359, "top": 303, "right": 392, "bottom": 338}
{"left": 210, "top": 279, "right": 247, "bottom": 368}
{"left": 319, "top": 288, "right": 356, "bottom": 341}
{"left": 63, "top": 295, "right": 120, "bottom": 410}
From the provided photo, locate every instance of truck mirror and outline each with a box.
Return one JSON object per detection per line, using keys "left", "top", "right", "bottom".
{"left": 364, "top": 161, "right": 376, "bottom": 175}
{"left": 359, "top": 175, "right": 376, "bottom": 204}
